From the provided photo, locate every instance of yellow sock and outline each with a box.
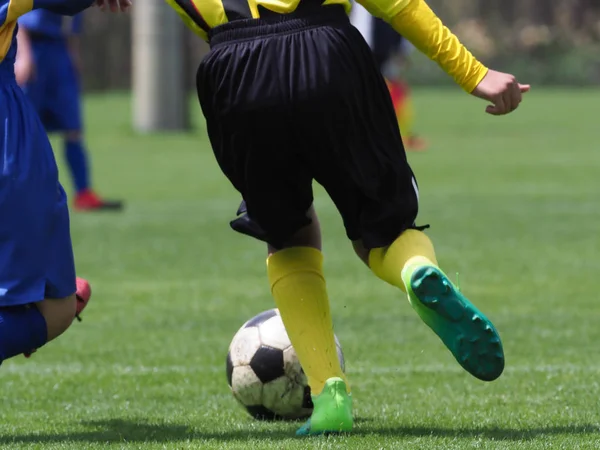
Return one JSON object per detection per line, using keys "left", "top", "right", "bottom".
{"left": 267, "top": 247, "right": 349, "bottom": 396}
{"left": 369, "top": 229, "right": 438, "bottom": 291}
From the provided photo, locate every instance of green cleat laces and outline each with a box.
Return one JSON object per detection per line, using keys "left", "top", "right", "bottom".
{"left": 402, "top": 262, "right": 505, "bottom": 382}
{"left": 296, "top": 377, "right": 353, "bottom": 436}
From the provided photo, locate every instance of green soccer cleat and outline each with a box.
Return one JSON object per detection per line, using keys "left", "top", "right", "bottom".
{"left": 296, "top": 377, "right": 353, "bottom": 436}
{"left": 402, "top": 262, "right": 505, "bottom": 382}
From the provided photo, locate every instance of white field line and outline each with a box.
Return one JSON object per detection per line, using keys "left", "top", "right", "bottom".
{"left": 1, "top": 362, "right": 599, "bottom": 376}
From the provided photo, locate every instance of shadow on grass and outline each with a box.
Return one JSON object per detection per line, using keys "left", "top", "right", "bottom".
{"left": 0, "top": 419, "right": 597, "bottom": 444}
{"left": 0, "top": 419, "right": 291, "bottom": 444}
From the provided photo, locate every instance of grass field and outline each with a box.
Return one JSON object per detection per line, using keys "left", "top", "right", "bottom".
{"left": 1, "top": 89, "right": 599, "bottom": 449}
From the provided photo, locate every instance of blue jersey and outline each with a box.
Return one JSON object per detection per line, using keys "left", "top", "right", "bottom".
{"left": 0, "top": 0, "right": 91, "bottom": 67}
{"left": 0, "top": 0, "right": 93, "bottom": 306}
{"left": 16, "top": 4, "right": 87, "bottom": 133}
{"left": 18, "top": 9, "right": 83, "bottom": 38}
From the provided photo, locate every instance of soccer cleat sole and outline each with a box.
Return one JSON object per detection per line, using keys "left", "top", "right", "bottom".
{"left": 296, "top": 422, "right": 351, "bottom": 437}
{"left": 410, "top": 266, "right": 505, "bottom": 382}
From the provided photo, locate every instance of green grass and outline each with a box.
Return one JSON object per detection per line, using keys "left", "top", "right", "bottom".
{"left": 2, "top": 89, "right": 600, "bottom": 449}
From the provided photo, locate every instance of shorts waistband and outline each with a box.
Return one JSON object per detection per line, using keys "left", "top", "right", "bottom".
{"left": 209, "top": 5, "right": 348, "bottom": 47}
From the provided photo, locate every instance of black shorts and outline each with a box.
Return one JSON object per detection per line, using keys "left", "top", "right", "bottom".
{"left": 197, "top": 6, "right": 420, "bottom": 249}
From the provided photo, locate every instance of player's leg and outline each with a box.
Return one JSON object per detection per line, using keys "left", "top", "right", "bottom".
{"left": 231, "top": 200, "right": 322, "bottom": 251}
{"left": 230, "top": 201, "right": 336, "bottom": 399}
{"left": 369, "top": 230, "right": 504, "bottom": 381}
{"left": 198, "top": 22, "right": 350, "bottom": 435}
{"left": 386, "top": 77, "right": 422, "bottom": 149}
{"left": 387, "top": 68, "right": 427, "bottom": 151}
{"left": 45, "top": 184, "right": 91, "bottom": 314}
{"left": 264, "top": 211, "right": 351, "bottom": 436}
{"left": 0, "top": 94, "right": 92, "bottom": 363}
{"left": 64, "top": 130, "right": 91, "bottom": 201}
{"left": 372, "top": 18, "right": 426, "bottom": 151}
{"left": 0, "top": 296, "right": 73, "bottom": 363}
{"left": 3, "top": 281, "right": 92, "bottom": 361}
{"left": 64, "top": 132, "right": 123, "bottom": 211}
{"left": 23, "top": 186, "right": 93, "bottom": 358}
{"left": 230, "top": 201, "right": 340, "bottom": 415}
{"left": 207, "top": 123, "right": 347, "bottom": 397}
{"left": 319, "top": 23, "right": 504, "bottom": 382}
{"left": 50, "top": 41, "right": 122, "bottom": 211}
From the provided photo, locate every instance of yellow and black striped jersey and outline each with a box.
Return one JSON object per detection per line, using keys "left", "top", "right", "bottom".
{"left": 166, "top": 0, "right": 411, "bottom": 42}
{"left": 166, "top": 0, "right": 489, "bottom": 93}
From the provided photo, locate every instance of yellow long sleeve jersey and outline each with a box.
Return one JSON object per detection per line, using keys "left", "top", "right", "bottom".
{"left": 166, "top": 0, "right": 488, "bottom": 93}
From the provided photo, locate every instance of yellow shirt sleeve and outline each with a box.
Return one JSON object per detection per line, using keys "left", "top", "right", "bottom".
{"left": 0, "top": 0, "right": 34, "bottom": 62}
{"left": 355, "top": 0, "right": 410, "bottom": 24}
{"left": 165, "top": 0, "right": 208, "bottom": 41}
{"left": 356, "top": 0, "right": 488, "bottom": 93}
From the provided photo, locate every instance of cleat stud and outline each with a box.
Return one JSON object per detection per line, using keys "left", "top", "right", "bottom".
{"left": 472, "top": 316, "right": 482, "bottom": 323}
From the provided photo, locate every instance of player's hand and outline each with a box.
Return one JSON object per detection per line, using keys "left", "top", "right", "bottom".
{"left": 471, "top": 70, "right": 530, "bottom": 116}
{"left": 95, "top": 0, "right": 131, "bottom": 12}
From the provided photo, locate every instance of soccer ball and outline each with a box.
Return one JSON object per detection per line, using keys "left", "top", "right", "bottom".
{"left": 226, "top": 308, "right": 345, "bottom": 420}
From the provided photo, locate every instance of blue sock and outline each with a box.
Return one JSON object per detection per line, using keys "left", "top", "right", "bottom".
{"left": 0, "top": 306, "right": 47, "bottom": 363}
{"left": 65, "top": 140, "right": 90, "bottom": 193}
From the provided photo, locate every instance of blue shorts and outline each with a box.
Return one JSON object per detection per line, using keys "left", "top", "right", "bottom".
{"left": 0, "top": 68, "right": 77, "bottom": 306}
{"left": 22, "top": 37, "right": 82, "bottom": 133}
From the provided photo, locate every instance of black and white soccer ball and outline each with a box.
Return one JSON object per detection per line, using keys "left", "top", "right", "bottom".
{"left": 226, "top": 308, "right": 345, "bottom": 421}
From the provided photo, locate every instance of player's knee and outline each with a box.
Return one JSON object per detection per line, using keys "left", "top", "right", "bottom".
{"left": 233, "top": 201, "right": 321, "bottom": 252}
{"left": 352, "top": 240, "right": 370, "bottom": 266}
{"left": 36, "top": 294, "right": 77, "bottom": 341}
{"left": 280, "top": 209, "right": 321, "bottom": 250}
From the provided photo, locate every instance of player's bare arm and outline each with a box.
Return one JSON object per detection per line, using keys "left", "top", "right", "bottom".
{"left": 357, "top": 0, "right": 529, "bottom": 115}
{"left": 5, "top": 1, "right": 128, "bottom": 93}
{"left": 14, "top": 26, "right": 34, "bottom": 85}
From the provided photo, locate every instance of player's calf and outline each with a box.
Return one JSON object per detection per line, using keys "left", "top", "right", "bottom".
{"left": 0, "top": 295, "right": 79, "bottom": 365}
{"left": 0, "top": 304, "right": 48, "bottom": 363}
{"left": 35, "top": 294, "right": 78, "bottom": 341}
{"left": 369, "top": 230, "right": 504, "bottom": 381}
{"left": 24, "top": 278, "right": 92, "bottom": 358}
